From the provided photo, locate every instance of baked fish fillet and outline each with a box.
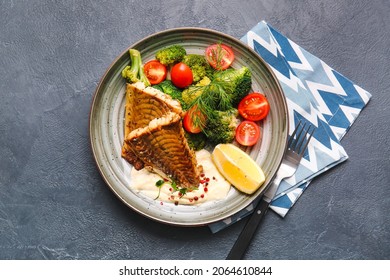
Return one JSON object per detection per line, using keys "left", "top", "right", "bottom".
{"left": 122, "top": 82, "right": 183, "bottom": 170}
{"left": 124, "top": 82, "right": 183, "bottom": 132}
{"left": 125, "top": 111, "right": 201, "bottom": 188}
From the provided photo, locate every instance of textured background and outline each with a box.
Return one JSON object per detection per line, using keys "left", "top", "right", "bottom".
{"left": 0, "top": 0, "right": 389, "bottom": 259}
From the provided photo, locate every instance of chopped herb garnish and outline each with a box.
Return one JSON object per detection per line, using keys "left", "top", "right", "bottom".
{"left": 154, "top": 179, "right": 165, "bottom": 200}
{"left": 171, "top": 181, "right": 179, "bottom": 192}
{"left": 156, "top": 179, "right": 165, "bottom": 187}
{"left": 179, "top": 188, "right": 188, "bottom": 197}
{"left": 155, "top": 179, "right": 199, "bottom": 203}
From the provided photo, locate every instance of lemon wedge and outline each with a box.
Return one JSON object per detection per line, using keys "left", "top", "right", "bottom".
{"left": 211, "top": 144, "right": 265, "bottom": 194}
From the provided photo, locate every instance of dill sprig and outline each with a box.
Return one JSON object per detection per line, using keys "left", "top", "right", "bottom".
{"left": 210, "top": 42, "right": 225, "bottom": 70}
{"left": 187, "top": 79, "right": 234, "bottom": 131}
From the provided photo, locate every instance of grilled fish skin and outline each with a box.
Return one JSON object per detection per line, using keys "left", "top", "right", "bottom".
{"left": 121, "top": 145, "right": 144, "bottom": 170}
{"left": 122, "top": 82, "right": 183, "bottom": 170}
{"left": 125, "top": 82, "right": 183, "bottom": 132}
{"left": 125, "top": 111, "right": 202, "bottom": 188}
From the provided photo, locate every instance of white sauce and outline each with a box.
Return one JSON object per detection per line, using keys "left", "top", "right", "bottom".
{"left": 130, "top": 149, "right": 231, "bottom": 205}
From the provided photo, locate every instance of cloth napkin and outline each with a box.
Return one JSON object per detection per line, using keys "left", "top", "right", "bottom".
{"left": 209, "top": 21, "right": 371, "bottom": 233}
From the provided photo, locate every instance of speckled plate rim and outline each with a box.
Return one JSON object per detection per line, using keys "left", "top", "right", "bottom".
{"left": 89, "top": 27, "right": 288, "bottom": 227}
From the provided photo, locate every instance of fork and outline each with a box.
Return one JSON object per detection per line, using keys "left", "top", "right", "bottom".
{"left": 226, "top": 121, "right": 316, "bottom": 260}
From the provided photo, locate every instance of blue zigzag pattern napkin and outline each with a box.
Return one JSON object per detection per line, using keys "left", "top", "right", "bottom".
{"left": 209, "top": 21, "right": 371, "bottom": 233}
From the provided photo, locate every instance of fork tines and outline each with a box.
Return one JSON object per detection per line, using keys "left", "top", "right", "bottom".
{"left": 288, "top": 120, "right": 316, "bottom": 156}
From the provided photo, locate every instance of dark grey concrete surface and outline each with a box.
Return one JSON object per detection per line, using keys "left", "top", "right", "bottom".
{"left": 1, "top": 0, "right": 389, "bottom": 260}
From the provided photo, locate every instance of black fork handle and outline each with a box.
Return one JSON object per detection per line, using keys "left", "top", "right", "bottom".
{"left": 226, "top": 198, "right": 270, "bottom": 260}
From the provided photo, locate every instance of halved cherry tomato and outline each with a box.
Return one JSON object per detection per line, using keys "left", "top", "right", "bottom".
{"left": 205, "top": 44, "right": 235, "bottom": 70}
{"left": 143, "top": 60, "right": 167, "bottom": 85}
{"left": 235, "top": 121, "right": 260, "bottom": 146}
{"left": 170, "top": 62, "right": 193, "bottom": 88}
{"left": 183, "top": 105, "right": 206, "bottom": 134}
{"left": 238, "top": 93, "right": 270, "bottom": 121}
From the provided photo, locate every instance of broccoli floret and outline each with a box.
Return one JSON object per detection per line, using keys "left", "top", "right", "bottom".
{"left": 185, "top": 131, "right": 207, "bottom": 151}
{"left": 182, "top": 54, "right": 215, "bottom": 82}
{"left": 152, "top": 84, "right": 162, "bottom": 91}
{"left": 205, "top": 108, "right": 239, "bottom": 144}
{"left": 213, "top": 66, "right": 252, "bottom": 106}
{"left": 121, "top": 49, "right": 151, "bottom": 86}
{"left": 182, "top": 54, "right": 207, "bottom": 66}
{"left": 182, "top": 76, "right": 211, "bottom": 106}
{"left": 153, "top": 80, "right": 182, "bottom": 100}
{"left": 152, "top": 80, "right": 188, "bottom": 109}
{"left": 189, "top": 64, "right": 206, "bottom": 83}
{"left": 155, "top": 45, "right": 186, "bottom": 66}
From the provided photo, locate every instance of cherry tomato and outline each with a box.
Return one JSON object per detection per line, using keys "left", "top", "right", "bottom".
{"left": 183, "top": 105, "right": 206, "bottom": 134}
{"left": 205, "top": 44, "right": 235, "bottom": 70}
{"left": 170, "top": 62, "right": 193, "bottom": 88}
{"left": 235, "top": 121, "right": 260, "bottom": 146}
{"left": 143, "top": 60, "right": 167, "bottom": 85}
{"left": 238, "top": 93, "right": 270, "bottom": 121}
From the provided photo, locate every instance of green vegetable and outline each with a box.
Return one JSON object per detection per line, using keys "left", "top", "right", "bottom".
{"left": 154, "top": 179, "right": 165, "bottom": 199}
{"left": 153, "top": 80, "right": 187, "bottom": 110}
{"left": 199, "top": 81, "right": 233, "bottom": 112}
{"left": 179, "top": 188, "right": 188, "bottom": 198}
{"left": 167, "top": 180, "right": 196, "bottom": 199}
{"left": 170, "top": 181, "right": 178, "bottom": 191}
{"left": 183, "top": 65, "right": 252, "bottom": 145}
{"left": 182, "top": 54, "right": 215, "bottom": 82}
{"left": 121, "top": 49, "right": 151, "bottom": 86}
{"left": 213, "top": 66, "right": 252, "bottom": 106}
{"left": 153, "top": 80, "right": 182, "bottom": 99}
{"left": 181, "top": 76, "right": 211, "bottom": 106}
{"left": 204, "top": 108, "right": 239, "bottom": 145}
{"left": 152, "top": 44, "right": 253, "bottom": 146}
{"left": 186, "top": 66, "right": 252, "bottom": 117}
{"left": 188, "top": 79, "right": 234, "bottom": 123}
{"left": 155, "top": 45, "right": 186, "bottom": 66}
{"left": 156, "top": 179, "right": 165, "bottom": 187}
{"left": 185, "top": 131, "right": 207, "bottom": 151}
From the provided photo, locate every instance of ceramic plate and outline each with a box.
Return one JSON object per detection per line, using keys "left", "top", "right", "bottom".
{"left": 89, "top": 27, "right": 288, "bottom": 226}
